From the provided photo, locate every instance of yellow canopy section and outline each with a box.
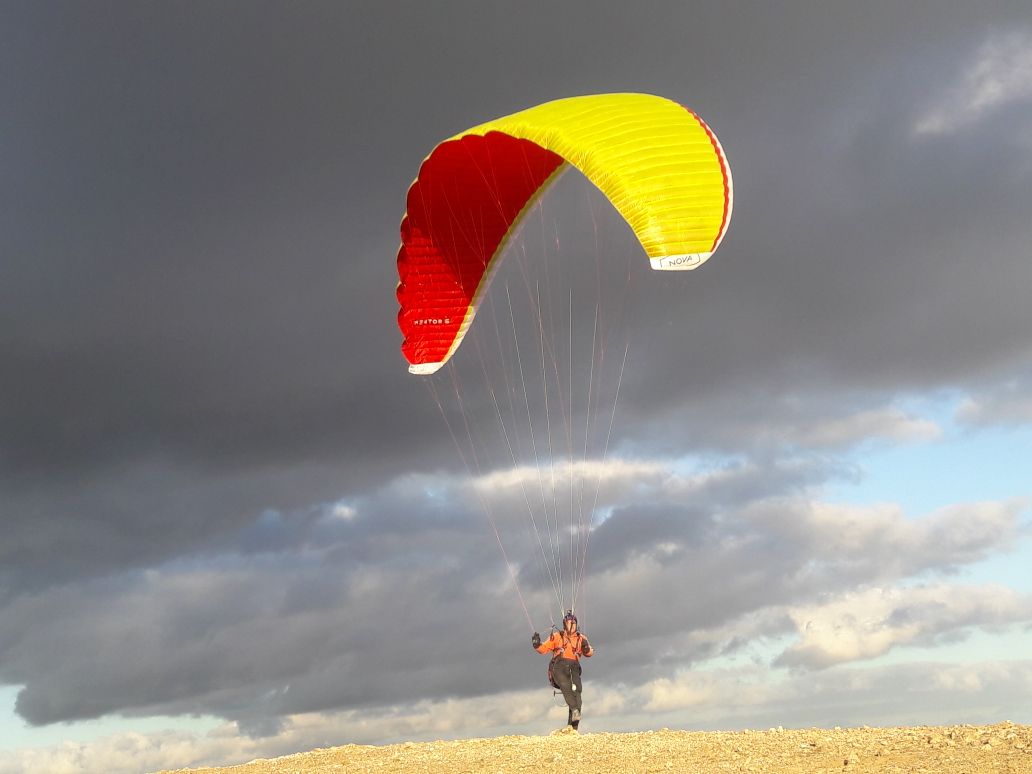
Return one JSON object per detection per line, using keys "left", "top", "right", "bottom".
{"left": 455, "top": 92, "right": 732, "bottom": 269}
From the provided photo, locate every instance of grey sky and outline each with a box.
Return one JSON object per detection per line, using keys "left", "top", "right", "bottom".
{"left": 2, "top": 2, "right": 1032, "bottom": 772}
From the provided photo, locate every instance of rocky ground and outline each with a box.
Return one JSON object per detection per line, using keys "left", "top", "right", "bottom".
{"left": 159, "top": 722, "right": 1032, "bottom": 774}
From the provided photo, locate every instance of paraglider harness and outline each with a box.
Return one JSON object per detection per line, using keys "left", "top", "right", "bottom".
{"left": 548, "top": 650, "right": 561, "bottom": 690}
{"left": 545, "top": 628, "right": 587, "bottom": 691}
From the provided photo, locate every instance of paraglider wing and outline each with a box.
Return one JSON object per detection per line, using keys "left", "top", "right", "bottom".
{"left": 396, "top": 93, "right": 732, "bottom": 375}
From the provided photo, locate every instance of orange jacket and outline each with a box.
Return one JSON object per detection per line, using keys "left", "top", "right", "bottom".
{"left": 536, "top": 630, "right": 592, "bottom": 661}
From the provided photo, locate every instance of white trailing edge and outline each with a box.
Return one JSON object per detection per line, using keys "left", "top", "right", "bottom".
{"left": 649, "top": 252, "right": 713, "bottom": 271}
{"left": 409, "top": 362, "right": 444, "bottom": 375}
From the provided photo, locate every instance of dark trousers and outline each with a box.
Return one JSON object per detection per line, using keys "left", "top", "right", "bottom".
{"left": 551, "top": 658, "right": 582, "bottom": 722}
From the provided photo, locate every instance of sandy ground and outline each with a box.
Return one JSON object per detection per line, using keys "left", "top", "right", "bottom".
{"left": 159, "top": 722, "right": 1032, "bottom": 774}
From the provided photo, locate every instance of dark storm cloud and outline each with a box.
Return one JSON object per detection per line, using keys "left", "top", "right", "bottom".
{"left": 3, "top": 0, "right": 1032, "bottom": 748}
{"left": 3, "top": 1, "right": 1032, "bottom": 583}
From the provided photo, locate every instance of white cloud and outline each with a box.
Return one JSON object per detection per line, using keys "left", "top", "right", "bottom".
{"left": 639, "top": 674, "right": 718, "bottom": 713}
{"left": 745, "top": 406, "right": 942, "bottom": 452}
{"left": 778, "top": 498, "right": 1026, "bottom": 573}
{"left": 468, "top": 458, "right": 667, "bottom": 513}
{"left": 777, "top": 584, "right": 1032, "bottom": 669}
{"left": 957, "top": 384, "right": 1032, "bottom": 427}
{"left": 329, "top": 503, "right": 358, "bottom": 521}
{"left": 913, "top": 30, "right": 1032, "bottom": 136}
{"left": 0, "top": 729, "right": 230, "bottom": 774}
{"left": 788, "top": 408, "right": 941, "bottom": 448}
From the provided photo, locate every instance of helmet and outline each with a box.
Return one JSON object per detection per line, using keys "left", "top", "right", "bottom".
{"left": 562, "top": 609, "right": 577, "bottom": 626}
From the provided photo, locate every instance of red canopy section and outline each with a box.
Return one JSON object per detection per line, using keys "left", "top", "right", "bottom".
{"left": 397, "top": 132, "right": 564, "bottom": 372}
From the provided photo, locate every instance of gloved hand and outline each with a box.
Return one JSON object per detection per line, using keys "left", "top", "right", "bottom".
{"left": 531, "top": 632, "right": 541, "bottom": 649}
{"left": 581, "top": 638, "right": 591, "bottom": 656}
